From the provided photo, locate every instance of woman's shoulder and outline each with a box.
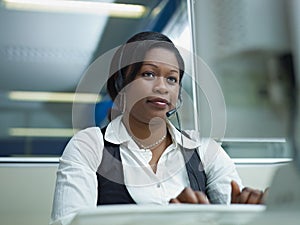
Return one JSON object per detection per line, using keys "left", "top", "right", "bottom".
{"left": 182, "top": 129, "right": 224, "bottom": 158}
{"left": 72, "top": 126, "right": 103, "bottom": 141}
{"left": 64, "top": 126, "right": 104, "bottom": 157}
{"left": 61, "top": 126, "right": 104, "bottom": 171}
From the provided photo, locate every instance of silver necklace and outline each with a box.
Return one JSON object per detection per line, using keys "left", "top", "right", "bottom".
{"left": 132, "top": 133, "right": 167, "bottom": 150}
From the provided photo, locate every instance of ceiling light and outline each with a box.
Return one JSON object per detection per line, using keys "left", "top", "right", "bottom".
{"left": 9, "top": 128, "right": 78, "bottom": 137}
{"left": 8, "top": 91, "right": 101, "bottom": 103}
{"left": 2, "top": 0, "right": 147, "bottom": 18}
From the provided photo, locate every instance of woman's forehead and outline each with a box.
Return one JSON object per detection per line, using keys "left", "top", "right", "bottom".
{"left": 143, "top": 48, "right": 179, "bottom": 68}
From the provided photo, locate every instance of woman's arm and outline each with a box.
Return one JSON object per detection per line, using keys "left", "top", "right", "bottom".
{"left": 199, "top": 138, "right": 242, "bottom": 204}
{"left": 50, "top": 127, "right": 103, "bottom": 225}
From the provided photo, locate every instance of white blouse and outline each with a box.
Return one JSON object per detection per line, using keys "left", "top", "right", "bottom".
{"left": 50, "top": 116, "right": 242, "bottom": 225}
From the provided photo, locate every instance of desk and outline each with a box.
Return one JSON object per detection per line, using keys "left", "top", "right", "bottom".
{"left": 71, "top": 204, "right": 266, "bottom": 225}
{"left": 246, "top": 210, "right": 300, "bottom": 225}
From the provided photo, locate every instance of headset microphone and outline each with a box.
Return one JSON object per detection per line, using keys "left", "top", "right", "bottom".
{"left": 166, "top": 108, "right": 177, "bottom": 117}
{"left": 166, "top": 96, "right": 183, "bottom": 117}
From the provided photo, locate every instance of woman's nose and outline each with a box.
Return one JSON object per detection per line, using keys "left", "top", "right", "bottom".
{"left": 153, "top": 77, "right": 168, "bottom": 94}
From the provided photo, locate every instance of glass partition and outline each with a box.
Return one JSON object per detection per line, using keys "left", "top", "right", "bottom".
{"left": 187, "top": 0, "right": 294, "bottom": 159}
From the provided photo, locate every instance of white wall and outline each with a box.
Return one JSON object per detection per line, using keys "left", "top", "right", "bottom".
{"left": 0, "top": 164, "right": 58, "bottom": 225}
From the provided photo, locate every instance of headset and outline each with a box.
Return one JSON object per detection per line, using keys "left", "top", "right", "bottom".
{"left": 114, "top": 45, "right": 126, "bottom": 93}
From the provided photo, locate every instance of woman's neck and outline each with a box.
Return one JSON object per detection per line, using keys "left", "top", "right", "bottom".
{"left": 122, "top": 113, "right": 167, "bottom": 147}
{"left": 122, "top": 113, "right": 171, "bottom": 173}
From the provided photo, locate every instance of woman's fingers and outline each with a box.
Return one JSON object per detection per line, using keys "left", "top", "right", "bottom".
{"left": 242, "top": 188, "right": 263, "bottom": 204}
{"left": 195, "top": 191, "right": 210, "bottom": 204}
{"left": 231, "top": 180, "right": 267, "bottom": 204}
{"left": 239, "top": 187, "right": 252, "bottom": 203}
{"left": 176, "top": 187, "right": 198, "bottom": 203}
{"left": 169, "top": 198, "right": 180, "bottom": 203}
{"left": 170, "top": 187, "right": 210, "bottom": 204}
{"left": 231, "top": 180, "right": 241, "bottom": 203}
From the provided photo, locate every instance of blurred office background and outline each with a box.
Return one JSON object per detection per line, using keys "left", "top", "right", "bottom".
{"left": 0, "top": 0, "right": 293, "bottom": 159}
{"left": 0, "top": 0, "right": 190, "bottom": 157}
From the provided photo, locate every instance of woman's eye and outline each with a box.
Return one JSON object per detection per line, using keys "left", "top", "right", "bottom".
{"left": 167, "top": 76, "right": 178, "bottom": 84}
{"left": 142, "top": 72, "right": 155, "bottom": 78}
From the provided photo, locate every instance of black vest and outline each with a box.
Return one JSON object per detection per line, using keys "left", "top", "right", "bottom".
{"left": 96, "top": 128, "right": 207, "bottom": 205}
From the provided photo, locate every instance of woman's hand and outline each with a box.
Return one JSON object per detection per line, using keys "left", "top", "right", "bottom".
{"left": 169, "top": 187, "right": 210, "bottom": 204}
{"left": 231, "top": 180, "right": 269, "bottom": 204}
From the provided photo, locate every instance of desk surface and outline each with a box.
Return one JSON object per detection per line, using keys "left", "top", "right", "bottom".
{"left": 71, "top": 204, "right": 266, "bottom": 225}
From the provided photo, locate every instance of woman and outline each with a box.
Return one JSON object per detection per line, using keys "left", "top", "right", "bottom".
{"left": 51, "top": 31, "right": 266, "bottom": 225}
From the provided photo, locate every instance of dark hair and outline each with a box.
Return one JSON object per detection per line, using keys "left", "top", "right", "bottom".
{"left": 107, "top": 31, "right": 185, "bottom": 101}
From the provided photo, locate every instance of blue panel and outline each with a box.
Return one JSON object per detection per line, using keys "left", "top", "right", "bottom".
{"left": 145, "top": 0, "right": 182, "bottom": 32}
{"left": 31, "top": 138, "right": 69, "bottom": 156}
{"left": 0, "top": 138, "right": 26, "bottom": 156}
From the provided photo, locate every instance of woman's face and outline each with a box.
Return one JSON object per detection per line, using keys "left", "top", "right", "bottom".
{"left": 124, "top": 47, "right": 180, "bottom": 123}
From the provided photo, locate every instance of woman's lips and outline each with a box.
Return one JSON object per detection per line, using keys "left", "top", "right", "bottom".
{"left": 147, "top": 97, "right": 169, "bottom": 109}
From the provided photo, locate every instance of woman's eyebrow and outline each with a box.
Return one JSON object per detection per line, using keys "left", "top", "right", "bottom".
{"left": 142, "top": 62, "right": 179, "bottom": 73}
{"left": 142, "top": 62, "right": 159, "bottom": 68}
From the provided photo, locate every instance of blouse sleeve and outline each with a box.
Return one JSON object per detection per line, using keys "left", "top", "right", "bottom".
{"left": 50, "top": 127, "right": 104, "bottom": 225}
{"left": 198, "top": 139, "right": 243, "bottom": 204}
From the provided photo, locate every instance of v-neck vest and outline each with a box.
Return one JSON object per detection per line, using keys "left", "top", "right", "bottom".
{"left": 96, "top": 127, "right": 207, "bottom": 205}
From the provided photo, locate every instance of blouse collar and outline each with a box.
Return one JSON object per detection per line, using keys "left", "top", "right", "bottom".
{"left": 105, "top": 115, "right": 201, "bottom": 150}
